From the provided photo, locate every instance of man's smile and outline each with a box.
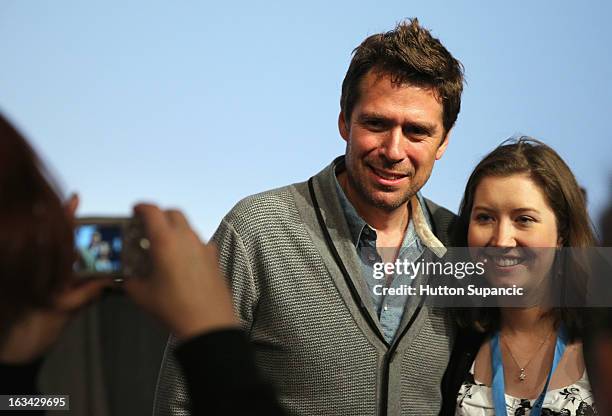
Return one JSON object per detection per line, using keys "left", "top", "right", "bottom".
{"left": 367, "top": 164, "right": 411, "bottom": 186}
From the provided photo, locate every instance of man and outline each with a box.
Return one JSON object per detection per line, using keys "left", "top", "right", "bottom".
{"left": 155, "top": 18, "right": 464, "bottom": 415}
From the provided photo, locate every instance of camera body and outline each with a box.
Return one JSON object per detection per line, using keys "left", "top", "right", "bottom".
{"left": 74, "top": 217, "right": 152, "bottom": 280}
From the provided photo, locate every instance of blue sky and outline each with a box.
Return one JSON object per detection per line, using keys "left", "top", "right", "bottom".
{"left": 1, "top": 0, "right": 610, "bottom": 238}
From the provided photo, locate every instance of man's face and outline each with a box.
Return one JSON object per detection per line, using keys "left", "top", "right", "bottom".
{"left": 339, "top": 71, "right": 449, "bottom": 212}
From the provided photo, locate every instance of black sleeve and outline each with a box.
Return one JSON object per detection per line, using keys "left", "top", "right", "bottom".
{"left": 0, "top": 359, "right": 45, "bottom": 415}
{"left": 174, "top": 328, "right": 287, "bottom": 416}
{"left": 0, "top": 359, "right": 42, "bottom": 394}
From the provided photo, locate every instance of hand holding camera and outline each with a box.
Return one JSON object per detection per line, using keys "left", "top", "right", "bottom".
{"left": 0, "top": 195, "right": 112, "bottom": 364}
{"left": 73, "top": 202, "right": 238, "bottom": 339}
{"left": 122, "top": 204, "right": 238, "bottom": 340}
{"left": 0, "top": 197, "right": 238, "bottom": 364}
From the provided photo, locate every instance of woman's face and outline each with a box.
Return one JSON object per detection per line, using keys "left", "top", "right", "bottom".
{"left": 467, "top": 173, "right": 561, "bottom": 291}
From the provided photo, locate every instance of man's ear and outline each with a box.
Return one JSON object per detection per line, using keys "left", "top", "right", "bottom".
{"left": 435, "top": 128, "right": 452, "bottom": 160}
{"left": 338, "top": 112, "right": 349, "bottom": 142}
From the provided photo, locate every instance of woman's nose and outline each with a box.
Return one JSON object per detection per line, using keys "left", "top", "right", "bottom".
{"left": 490, "top": 220, "right": 516, "bottom": 247}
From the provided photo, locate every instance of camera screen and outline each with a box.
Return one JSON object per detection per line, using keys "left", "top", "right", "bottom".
{"left": 74, "top": 224, "right": 123, "bottom": 274}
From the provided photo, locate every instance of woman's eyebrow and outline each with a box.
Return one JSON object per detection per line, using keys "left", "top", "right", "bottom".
{"left": 512, "top": 207, "right": 541, "bottom": 214}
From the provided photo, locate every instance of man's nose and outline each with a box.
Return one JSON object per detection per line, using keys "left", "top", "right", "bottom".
{"left": 490, "top": 220, "right": 517, "bottom": 247}
{"left": 381, "top": 128, "right": 404, "bottom": 162}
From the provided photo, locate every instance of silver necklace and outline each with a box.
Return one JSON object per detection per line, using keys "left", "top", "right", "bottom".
{"left": 501, "top": 329, "right": 554, "bottom": 382}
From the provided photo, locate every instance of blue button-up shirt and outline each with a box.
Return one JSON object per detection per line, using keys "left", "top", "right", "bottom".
{"left": 333, "top": 171, "right": 434, "bottom": 343}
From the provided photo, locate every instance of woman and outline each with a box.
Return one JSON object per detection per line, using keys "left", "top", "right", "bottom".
{"left": 441, "top": 137, "right": 601, "bottom": 415}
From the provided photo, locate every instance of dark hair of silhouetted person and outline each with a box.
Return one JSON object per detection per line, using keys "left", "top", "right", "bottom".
{"left": 0, "top": 113, "right": 73, "bottom": 341}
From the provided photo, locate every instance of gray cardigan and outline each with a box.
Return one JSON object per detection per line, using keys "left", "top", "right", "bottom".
{"left": 154, "top": 159, "right": 461, "bottom": 416}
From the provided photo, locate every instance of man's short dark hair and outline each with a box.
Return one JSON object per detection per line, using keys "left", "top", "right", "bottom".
{"left": 340, "top": 18, "right": 464, "bottom": 135}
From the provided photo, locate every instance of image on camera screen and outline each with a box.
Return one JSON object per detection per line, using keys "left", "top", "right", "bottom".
{"left": 74, "top": 224, "right": 123, "bottom": 274}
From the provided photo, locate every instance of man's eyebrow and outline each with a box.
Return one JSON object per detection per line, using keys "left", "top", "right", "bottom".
{"left": 356, "top": 112, "right": 437, "bottom": 135}
{"left": 357, "top": 112, "right": 390, "bottom": 121}
{"left": 403, "top": 120, "right": 436, "bottom": 135}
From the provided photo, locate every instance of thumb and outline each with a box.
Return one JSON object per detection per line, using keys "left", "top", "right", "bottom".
{"left": 65, "top": 193, "right": 80, "bottom": 220}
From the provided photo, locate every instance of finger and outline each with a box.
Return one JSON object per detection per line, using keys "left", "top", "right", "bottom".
{"left": 134, "top": 203, "right": 171, "bottom": 245}
{"left": 65, "top": 193, "right": 79, "bottom": 220}
{"left": 54, "top": 278, "right": 113, "bottom": 312}
{"left": 165, "top": 209, "right": 191, "bottom": 230}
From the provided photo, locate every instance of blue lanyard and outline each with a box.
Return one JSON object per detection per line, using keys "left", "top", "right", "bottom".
{"left": 490, "top": 326, "right": 567, "bottom": 416}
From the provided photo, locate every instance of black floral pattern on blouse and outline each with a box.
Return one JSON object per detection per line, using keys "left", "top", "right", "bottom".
{"left": 510, "top": 387, "right": 598, "bottom": 416}
{"left": 457, "top": 372, "right": 485, "bottom": 409}
{"left": 457, "top": 374, "right": 598, "bottom": 415}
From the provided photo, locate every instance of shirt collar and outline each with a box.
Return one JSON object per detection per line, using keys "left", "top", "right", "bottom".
{"left": 332, "top": 157, "right": 446, "bottom": 258}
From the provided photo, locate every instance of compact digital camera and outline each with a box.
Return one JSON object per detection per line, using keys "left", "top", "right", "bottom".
{"left": 74, "top": 217, "right": 152, "bottom": 280}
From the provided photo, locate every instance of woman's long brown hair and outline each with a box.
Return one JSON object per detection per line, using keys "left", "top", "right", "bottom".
{"left": 0, "top": 114, "right": 73, "bottom": 339}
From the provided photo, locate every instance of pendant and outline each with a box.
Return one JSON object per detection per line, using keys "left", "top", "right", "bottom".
{"left": 519, "top": 368, "right": 526, "bottom": 382}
